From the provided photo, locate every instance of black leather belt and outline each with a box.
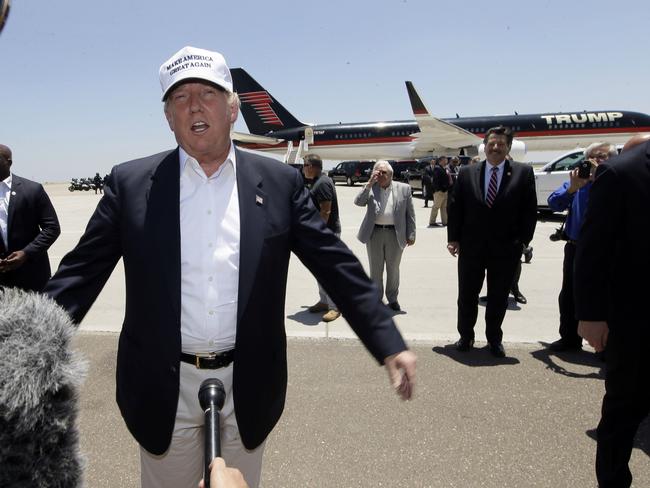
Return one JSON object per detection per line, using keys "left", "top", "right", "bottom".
{"left": 180, "top": 350, "right": 235, "bottom": 369}
{"left": 374, "top": 224, "right": 395, "bottom": 229}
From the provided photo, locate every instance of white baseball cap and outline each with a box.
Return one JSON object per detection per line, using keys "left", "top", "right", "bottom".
{"left": 159, "top": 46, "right": 233, "bottom": 101}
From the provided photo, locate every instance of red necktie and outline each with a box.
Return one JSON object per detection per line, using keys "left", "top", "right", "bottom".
{"left": 486, "top": 166, "right": 498, "bottom": 207}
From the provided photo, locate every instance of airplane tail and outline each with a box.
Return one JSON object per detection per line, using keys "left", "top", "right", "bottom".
{"left": 405, "top": 81, "right": 430, "bottom": 117}
{"left": 231, "top": 68, "right": 305, "bottom": 134}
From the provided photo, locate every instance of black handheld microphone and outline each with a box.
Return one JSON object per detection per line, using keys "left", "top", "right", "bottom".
{"left": 198, "top": 378, "right": 226, "bottom": 488}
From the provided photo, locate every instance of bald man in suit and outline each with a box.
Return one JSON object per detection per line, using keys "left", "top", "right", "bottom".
{"left": 0, "top": 144, "right": 60, "bottom": 292}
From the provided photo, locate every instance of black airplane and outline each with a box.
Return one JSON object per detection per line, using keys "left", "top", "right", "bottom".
{"left": 231, "top": 67, "right": 650, "bottom": 161}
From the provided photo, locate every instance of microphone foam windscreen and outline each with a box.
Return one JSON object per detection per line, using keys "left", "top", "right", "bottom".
{"left": 0, "top": 287, "right": 87, "bottom": 487}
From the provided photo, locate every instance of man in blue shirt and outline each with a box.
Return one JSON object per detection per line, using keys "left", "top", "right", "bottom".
{"left": 547, "top": 142, "right": 617, "bottom": 351}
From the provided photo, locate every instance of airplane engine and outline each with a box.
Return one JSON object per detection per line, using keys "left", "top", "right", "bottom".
{"left": 478, "top": 139, "right": 527, "bottom": 161}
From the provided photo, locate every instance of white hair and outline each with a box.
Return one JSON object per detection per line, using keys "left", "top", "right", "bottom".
{"left": 373, "top": 160, "right": 393, "bottom": 177}
{"left": 584, "top": 142, "right": 617, "bottom": 158}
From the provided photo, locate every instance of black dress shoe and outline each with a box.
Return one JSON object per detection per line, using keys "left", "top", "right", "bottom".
{"left": 455, "top": 337, "right": 474, "bottom": 351}
{"left": 489, "top": 342, "right": 506, "bottom": 358}
{"left": 388, "top": 301, "right": 401, "bottom": 311}
{"left": 512, "top": 291, "right": 527, "bottom": 304}
{"left": 548, "top": 339, "right": 582, "bottom": 352}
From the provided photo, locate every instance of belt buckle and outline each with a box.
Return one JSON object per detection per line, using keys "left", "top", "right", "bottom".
{"left": 195, "top": 352, "right": 217, "bottom": 369}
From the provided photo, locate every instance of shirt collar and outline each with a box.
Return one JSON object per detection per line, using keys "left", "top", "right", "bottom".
{"left": 178, "top": 144, "right": 237, "bottom": 179}
{"left": 486, "top": 160, "right": 506, "bottom": 172}
{"left": 1, "top": 173, "right": 12, "bottom": 190}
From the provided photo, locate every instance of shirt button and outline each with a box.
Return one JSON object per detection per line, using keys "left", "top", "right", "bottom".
{"left": 208, "top": 277, "right": 213, "bottom": 282}
{"left": 207, "top": 210, "right": 212, "bottom": 215}
{"left": 208, "top": 311, "right": 214, "bottom": 316}
{"left": 209, "top": 340, "right": 215, "bottom": 346}
{"left": 208, "top": 242, "right": 213, "bottom": 248}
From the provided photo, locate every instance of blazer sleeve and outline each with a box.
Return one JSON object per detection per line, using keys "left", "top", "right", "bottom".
{"left": 447, "top": 169, "right": 465, "bottom": 242}
{"left": 518, "top": 165, "right": 538, "bottom": 246}
{"left": 574, "top": 165, "right": 618, "bottom": 321}
{"left": 354, "top": 185, "right": 372, "bottom": 206}
{"left": 289, "top": 172, "right": 407, "bottom": 363}
{"left": 404, "top": 185, "right": 416, "bottom": 242}
{"left": 44, "top": 168, "right": 123, "bottom": 324}
{"left": 22, "top": 184, "right": 61, "bottom": 257}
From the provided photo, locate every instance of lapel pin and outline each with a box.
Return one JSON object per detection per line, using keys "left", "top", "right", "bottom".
{"left": 255, "top": 195, "right": 264, "bottom": 206}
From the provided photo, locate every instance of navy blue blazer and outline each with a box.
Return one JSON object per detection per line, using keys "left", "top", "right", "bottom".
{"left": 44, "top": 147, "right": 406, "bottom": 453}
{"left": 0, "top": 175, "right": 60, "bottom": 291}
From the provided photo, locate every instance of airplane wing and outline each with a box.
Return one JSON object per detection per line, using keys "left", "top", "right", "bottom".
{"left": 231, "top": 131, "right": 284, "bottom": 145}
{"left": 405, "top": 81, "right": 482, "bottom": 150}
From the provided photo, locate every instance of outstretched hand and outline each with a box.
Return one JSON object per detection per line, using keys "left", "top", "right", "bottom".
{"left": 384, "top": 350, "right": 417, "bottom": 400}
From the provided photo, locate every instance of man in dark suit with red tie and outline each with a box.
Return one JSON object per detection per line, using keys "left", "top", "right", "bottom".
{"left": 0, "top": 144, "right": 60, "bottom": 292}
{"left": 44, "top": 46, "right": 416, "bottom": 488}
{"left": 447, "top": 126, "right": 537, "bottom": 357}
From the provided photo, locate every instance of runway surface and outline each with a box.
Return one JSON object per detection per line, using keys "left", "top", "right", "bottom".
{"left": 43, "top": 182, "right": 648, "bottom": 486}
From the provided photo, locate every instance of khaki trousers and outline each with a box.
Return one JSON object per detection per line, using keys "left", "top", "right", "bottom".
{"left": 429, "top": 191, "right": 448, "bottom": 225}
{"left": 140, "top": 361, "right": 265, "bottom": 488}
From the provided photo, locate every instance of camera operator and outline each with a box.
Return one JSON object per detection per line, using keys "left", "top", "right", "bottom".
{"left": 546, "top": 142, "right": 617, "bottom": 352}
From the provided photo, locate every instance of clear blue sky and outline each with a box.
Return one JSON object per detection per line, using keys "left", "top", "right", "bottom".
{"left": 1, "top": 0, "right": 648, "bottom": 182}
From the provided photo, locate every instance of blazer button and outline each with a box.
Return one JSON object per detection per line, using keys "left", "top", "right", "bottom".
{"left": 170, "top": 366, "right": 177, "bottom": 374}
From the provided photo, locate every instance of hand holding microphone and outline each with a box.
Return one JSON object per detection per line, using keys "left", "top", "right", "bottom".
{"left": 198, "top": 378, "right": 226, "bottom": 488}
{"left": 199, "top": 457, "right": 249, "bottom": 488}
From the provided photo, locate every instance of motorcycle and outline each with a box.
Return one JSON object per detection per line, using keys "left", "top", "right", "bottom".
{"left": 68, "top": 177, "right": 92, "bottom": 192}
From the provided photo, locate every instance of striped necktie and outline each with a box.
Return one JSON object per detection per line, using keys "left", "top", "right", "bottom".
{"left": 486, "top": 166, "right": 499, "bottom": 207}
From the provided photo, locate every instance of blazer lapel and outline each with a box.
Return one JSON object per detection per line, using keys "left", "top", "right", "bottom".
{"left": 235, "top": 148, "right": 266, "bottom": 321}
{"left": 477, "top": 161, "right": 487, "bottom": 202}
{"left": 6, "top": 176, "right": 22, "bottom": 239}
{"left": 495, "top": 160, "right": 513, "bottom": 204}
{"left": 145, "top": 149, "right": 181, "bottom": 317}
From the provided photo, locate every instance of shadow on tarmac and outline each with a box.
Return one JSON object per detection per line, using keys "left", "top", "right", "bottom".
{"left": 530, "top": 343, "right": 605, "bottom": 379}
{"left": 586, "top": 416, "right": 650, "bottom": 458}
{"left": 431, "top": 343, "right": 520, "bottom": 366}
{"left": 479, "top": 296, "right": 523, "bottom": 311}
{"left": 286, "top": 308, "right": 323, "bottom": 326}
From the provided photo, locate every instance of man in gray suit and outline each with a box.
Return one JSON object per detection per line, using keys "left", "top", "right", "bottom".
{"left": 355, "top": 161, "right": 416, "bottom": 311}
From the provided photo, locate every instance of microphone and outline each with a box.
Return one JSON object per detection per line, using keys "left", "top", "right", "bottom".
{"left": 0, "top": 287, "right": 85, "bottom": 486}
{"left": 198, "top": 377, "right": 226, "bottom": 488}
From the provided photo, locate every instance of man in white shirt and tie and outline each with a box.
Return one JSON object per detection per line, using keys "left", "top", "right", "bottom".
{"left": 0, "top": 144, "right": 60, "bottom": 291}
{"left": 447, "top": 127, "right": 537, "bottom": 358}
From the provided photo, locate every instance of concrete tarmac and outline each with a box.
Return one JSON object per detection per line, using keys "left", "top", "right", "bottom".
{"left": 44, "top": 182, "right": 648, "bottom": 486}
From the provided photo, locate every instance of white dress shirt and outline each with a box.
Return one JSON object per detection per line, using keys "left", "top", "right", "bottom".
{"left": 374, "top": 183, "right": 395, "bottom": 225}
{"left": 0, "top": 173, "right": 12, "bottom": 250}
{"left": 483, "top": 160, "right": 506, "bottom": 203}
{"left": 179, "top": 146, "right": 240, "bottom": 354}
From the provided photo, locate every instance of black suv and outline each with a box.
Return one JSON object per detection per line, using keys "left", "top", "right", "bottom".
{"left": 405, "top": 156, "right": 472, "bottom": 194}
{"left": 388, "top": 160, "right": 418, "bottom": 182}
{"left": 404, "top": 160, "right": 432, "bottom": 194}
{"left": 328, "top": 161, "right": 374, "bottom": 186}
